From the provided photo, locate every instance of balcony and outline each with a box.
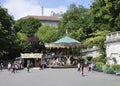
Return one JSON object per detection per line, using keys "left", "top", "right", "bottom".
{"left": 105, "top": 31, "right": 120, "bottom": 43}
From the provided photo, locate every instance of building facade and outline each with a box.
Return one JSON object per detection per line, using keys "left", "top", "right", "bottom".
{"left": 82, "top": 46, "right": 101, "bottom": 58}
{"left": 105, "top": 31, "right": 120, "bottom": 64}
{"left": 21, "top": 15, "right": 60, "bottom": 27}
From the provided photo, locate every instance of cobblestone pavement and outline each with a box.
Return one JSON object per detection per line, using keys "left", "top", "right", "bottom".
{"left": 0, "top": 68, "right": 120, "bottom": 86}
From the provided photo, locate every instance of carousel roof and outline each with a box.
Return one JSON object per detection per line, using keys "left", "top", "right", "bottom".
{"left": 55, "top": 36, "right": 80, "bottom": 44}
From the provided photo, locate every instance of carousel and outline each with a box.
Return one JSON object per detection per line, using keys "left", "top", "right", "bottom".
{"left": 45, "top": 36, "right": 82, "bottom": 68}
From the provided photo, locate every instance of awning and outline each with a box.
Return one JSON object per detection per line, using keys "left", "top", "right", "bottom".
{"left": 21, "top": 53, "right": 43, "bottom": 59}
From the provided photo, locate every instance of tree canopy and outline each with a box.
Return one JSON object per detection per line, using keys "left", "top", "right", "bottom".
{"left": 14, "top": 32, "right": 30, "bottom": 52}
{"left": 35, "top": 25, "right": 59, "bottom": 43}
{"left": 0, "top": 6, "right": 14, "bottom": 30}
{"left": 14, "top": 17, "right": 42, "bottom": 36}
{"left": 58, "top": 4, "right": 92, "bottom": 41}
{"left": 0, "top": 6, "right": 15, "bottom": 57}
{"left": 90, "top": 0, "right": 120, "bottom": 31}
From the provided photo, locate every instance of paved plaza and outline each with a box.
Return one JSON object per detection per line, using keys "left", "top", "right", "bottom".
{"left": 0, "top": 68, "right": 120, "bottom": 86}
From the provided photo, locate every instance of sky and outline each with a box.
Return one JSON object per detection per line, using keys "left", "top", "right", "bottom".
{"left": 0, "top": 0, "right": 93, "bottom": 20}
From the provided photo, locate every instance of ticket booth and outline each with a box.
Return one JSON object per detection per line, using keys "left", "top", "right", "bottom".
{"left": 21, "top": 53, "right": 43, "bottom": 67}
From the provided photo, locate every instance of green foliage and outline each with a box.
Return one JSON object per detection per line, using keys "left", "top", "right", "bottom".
{"left": 35, "top": 25, "right": 59, "bottom": 43}
{"left": 14, "top": 18, "right": 44, "bottom": 53}
{"left": 84, "top": 30, "right": 110, "bottom": 56}
{"left": 15, "top": 32, "right": 30, "bottom": 52}
{"left": 115, "top": 14, "right": 120, "bottom": 30}
{"left": 27, "top": 36, "right": 45, "bottom": 52}
{"left": 111, "top": 65, "right": 120, "bottom": 71}
{"left": 84, "top": 30, "right": 110, "bottom": 46}
{"left": 0, "top": 6, "right": 15, "bottom": 57}
{"left": 92, "top": 56, "right": 107, "bottom": 64}
{"left": 17, "top": 32, "right": 28, "bottom": 41}
{"left": 86, "top": 56, "right": 93, "bottom": 62}
{"left": 69, "top": 29, "right": 87, "bottom": 41}
{"left": 96, "top": 62, "right": 105, "bottom": 67}
{"left": 90, "top": 0, "right": 120, "bottom": 31}
{"left": 15, "top": 32, "right": 45, "bottom": 53}
{"left": 102, "top": 64, "right": 120, "bottom": 74}
{"left": 95, "top": 62, "right": 105, "bottom": 72}
{"left": 14, "top": 18, "right": 41, "bottom": 36}
{"left": 103, "top": 66, "right": 114, "bottom": 74}
{"left": 0, "top": 23, "right": 7, "bottom": 48}
{"left": 58, "top": 4, "right": 92, "bottom": 41}
{"left": 0, "top": 6, "right": 14, "bottom": 30}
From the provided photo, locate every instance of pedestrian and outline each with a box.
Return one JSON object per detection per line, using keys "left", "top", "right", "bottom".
{"left": 12, "top": 62, "right": 16, "bottom": 73}
{"left": 27, "top": 60, "right": 30, "bottom": 72}
{"left": 88, "top": 63, "right": 91, "bottom": 72}
{"left": 8, "top": 62, "right": 11, "bottom": 71}
{"left": 0, "top": 63, "right": 4, "bottom": 72}
{"left": 41, "top": 60, "right": 46, "bottom": 70}
{"left": 39, "top": 61, "right": 42, "bottom": 70}
{"left": 91, "top": 62, "right": 96, "bottom": 71}
{"left": 79, "top": 57, "right": 85, "bottom": 76}
{"left": 77, "top": 63, "right": 80, "bottom": 71}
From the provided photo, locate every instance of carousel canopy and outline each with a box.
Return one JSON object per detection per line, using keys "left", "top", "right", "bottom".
{"left": 45, "top": 36, "right": 81, "bottom": 48}
{"left": 55, "top": 36, "right": 80, "bottom": 44}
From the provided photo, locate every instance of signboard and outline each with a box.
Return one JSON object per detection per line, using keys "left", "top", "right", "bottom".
{"left": 21, "top": 53, "right": 43, "bottom": 58}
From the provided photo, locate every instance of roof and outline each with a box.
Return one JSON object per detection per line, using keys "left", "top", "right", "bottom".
{"left": 55, "top": 36, "right": 80, "bottom": 44}
{"left": 21, "top": 15, "right": 60, "bottom": 21}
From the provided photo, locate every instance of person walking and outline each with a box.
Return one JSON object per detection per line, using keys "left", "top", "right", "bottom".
{"left": 12, "top": 61, "right": 16, "bottom": 73}
{"left": 0, "top": 63, "right": 4, "bottom": 72}
{"left": 77, "top": 62, "right": 80, "bottom": 71}
{"left": 8, "top": 62, "right": 11, "bottom": 71}
{"left": 79, "top": 57, "right": 85, "bottom": 76}
{"left": 27, "top": 60, "right": 30, "bottom": 72}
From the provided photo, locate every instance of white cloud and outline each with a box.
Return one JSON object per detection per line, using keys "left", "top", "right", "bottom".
{"left": 3, "top": 0, "right": 67, "bottom": 20}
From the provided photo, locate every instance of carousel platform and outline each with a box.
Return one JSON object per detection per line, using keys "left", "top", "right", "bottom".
{"left": 48, "top": 65, "right": 77, "bottom": 68}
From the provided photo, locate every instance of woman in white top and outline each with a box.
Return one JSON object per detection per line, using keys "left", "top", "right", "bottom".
{"left": 8, "top": 62, "right": 11, "bottom": 71}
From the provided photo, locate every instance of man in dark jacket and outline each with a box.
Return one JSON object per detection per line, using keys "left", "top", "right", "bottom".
{"left": 78, "top": 57, "right": 85, "bottom": 76}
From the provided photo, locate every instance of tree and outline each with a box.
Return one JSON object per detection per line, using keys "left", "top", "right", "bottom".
{"left": 0, "top": 6, "right": 14, "bottom": 30}
{"left": 14, "top": 17, "right": 42, "bottom": 36}
{"left": 27, "top": 36, "right": 45, "bottom": 53}
{"left": 69, "top": 28, "right": 87, "bottom": 42}
{"left": 0, "top": 23, "right": 7, "bottom": 56}
{"left": 90, "top": 0, "right": 120, "bottom": 31}
{"left": 15, "top": 32, "right": 30, "bottom": 52}
{"left": 35, "top": 25, "right": 59, "bottom": 43}
{"left": 58, "top": 4, "right": 92, "bottom": 41}
{"left": 0, "top": 23, "right": 7, "bottom": 50}
{"left": 0, "top": 6, "right": 15, "bottom": 58}
{"left": 84, "top": 30, "right": 110, "bottom": 56}
{"left": 14, "top": 17, "right": 44, "bottom": 53}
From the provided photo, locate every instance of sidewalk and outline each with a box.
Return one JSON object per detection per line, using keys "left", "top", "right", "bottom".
{"left": 0, "top": 68, "right": 120, "bottom": 86}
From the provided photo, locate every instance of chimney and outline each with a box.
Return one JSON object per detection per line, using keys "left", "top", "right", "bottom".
{"left": 41, "top": 6, "right": 44, "bottom": 16}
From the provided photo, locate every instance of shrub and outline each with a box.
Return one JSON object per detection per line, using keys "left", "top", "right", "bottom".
{"left": 96, "top": 62, "right": 105, "bottom": 67}
{"left": 95, "top": 62, "right": 105, "bottom": 72}
{"left": 111, "top": 65, "right": 120, "bottom": 71}
{"left": 92, "top": 56, "right": 107, "bottom": 64}
{"left": 102, "top": 65, "right": 114, "bottom": 74}
{"left": 86, "top": 56, "right": 93, "bottom": 62}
